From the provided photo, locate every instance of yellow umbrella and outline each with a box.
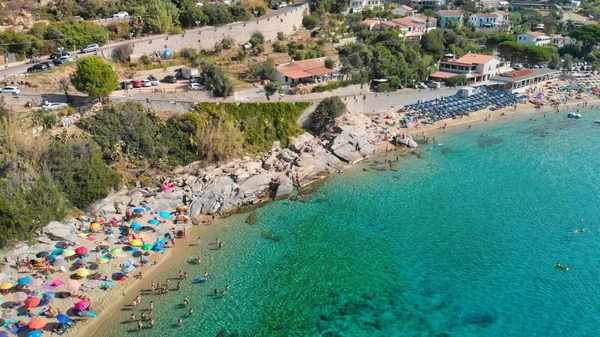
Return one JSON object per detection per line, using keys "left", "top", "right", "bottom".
{"left": 130, "top": 239, "right": 143, "bottom": 247}
{"left": 110, "top": 248, "right": 122, "bottom": 255}
{"left": 0, "top": 282, "right": 13, "bottom": 290}
{"left": 75, "top": 268, "right": 90, "bottom": 277}
{"left": 97, "top": 257, "right": 109, "bottom": 264}
{"left": 176, "top": 205, "right": 188, "bottom": 212}
{"left": 63, "top": 250, "right": 75, "bottom": 257}
{"left": 90, "top": 223, "right": 101, "bottom": 231}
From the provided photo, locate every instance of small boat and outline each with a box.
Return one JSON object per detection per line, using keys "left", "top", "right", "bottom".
{"left": 568, "top": 113, "right": 582, "bottom": 119}
{"left": 188, "top": 258, "right": 200, "bottom": 264}
{"left": 594, "top": 120, "right": 600, "bottom": 124}
{"left": 554, "top": 263, "right": 569, "bottom": 271}
{"left": 435, "top": 143, "right": 444, "bottom": 147}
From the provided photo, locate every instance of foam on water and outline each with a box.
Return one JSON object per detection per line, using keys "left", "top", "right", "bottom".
{"left": 100, "top": 109, "right": 600, "bottom": 337}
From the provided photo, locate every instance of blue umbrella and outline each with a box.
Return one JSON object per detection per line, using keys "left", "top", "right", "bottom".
{"left": 158, "top": 211, "right": 170, "bottom": 219}
{"left": 56, "top": 313, "right": 71, "bottom": 324}
{"left": 148, "top": 219, "right": 160, "bottom": 226}
{"left": 152, "top": 245, "right": 164, "bottom": 252}
{"left": 122, "top": 265, "right": 135, "bottom": 274}
{"left": 133, "top": 208, "right": 145, "bottom": 214}
{"left": 130, "top": 223, "right": 142, "bottom": 231}
{"left": 27, "top": 331, "right": 42, "bottom": 337}
{"left": 50, "top": 248, "right": 64, "bottom": 256}
{"left": 18, "top": 276, "right": 33, "bottom": 285}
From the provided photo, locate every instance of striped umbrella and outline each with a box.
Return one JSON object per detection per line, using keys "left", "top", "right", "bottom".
{"left": 13, "top": 292, "right": 27, "bottom": 302}
{"left": 2, "top": 308, "right": 16, "bottom": 318}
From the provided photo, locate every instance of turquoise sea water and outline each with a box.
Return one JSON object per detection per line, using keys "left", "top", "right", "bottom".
{"left": 100, "top": 109, "right": 600, "bottom": 337}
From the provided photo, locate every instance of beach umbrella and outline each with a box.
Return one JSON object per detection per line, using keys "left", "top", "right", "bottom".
{"left": 50, "top": 248, "right": 64, "bottom": 256}
{"left": 63, "top": 250, "right": 75, "bottom": 257}
{"left": 42, "top": 292, "right": 55, "bottom": 301}
{"left": 176, "top": 205, "right": 188, "bottom": 212}
{"left": 74, "top": 247, "right": 88, "bottom": 255}
{"left": 90, "top": 223, "right": 101, "bottom": 231}
{"left": 28, "top": 316, "right": 48, "bottom": 330}
{"left": 121, "top": 265, "right": 135, "bottom": 274}
{"left": 106, "top": 237, "right": 119, "bottom": 244}
{"left": 13, "top": 291, "right": 27, "bottom": 302}
{"left": 130, "top": 222, "right": 142, "bottom": 231}
{"left": 66, "top": 280, "right": 80, "bottom": 292}
{"left": 133, "top": 208, "right": 145, "bottom": 214}
{"left": 97, "top": 257, "right": 109, "bottom": 264}
{"left": 75, "top": 268, "right": 90, "bottom": 277}
{"left": 56, "top": 313, "right": 71, "bottom": 324}
{"left": 141, "top": 243, "right": 153, "bottom": 251}
{"left": 29, "top": 278, "right": 44, "bottom": 288}
{"left": 152, "top": 245, "right": 164, "bottom": 252}
{"left": 0, "top": 282, "right": 13, "bottom": 290}
{"left": 0, "top": 331, "right": 7, "bottom": 337}
{"left": 75, "top": 300, "right": 90, "bottom": 310}
{"left": 52, "top": 279, "right": 65, "bottom": 286}
{"left": 158, "top": 211, "right": 171, "bottom": 219}
{"left": 110, "top": 248, "right": 122, "bottom": 255}
{"left": 2, "top": 308, "right": 16, "bottom": 318}
{"left": 18, "top": 276, "right": 33, "bottom": 285}
{"left": 130, "top": 239, "right": 143, "bottom": 247}
{"left": 36, "top": 251, "right": 49, "bottom": 258}
{"left": 24, "top": 297, "right": 41, "bottom": 308}
{"left": 27, "top": 331, "right": 42, "bottom": 337}
{"left": 148, "top": 219, "right": 160, "bottom": 226}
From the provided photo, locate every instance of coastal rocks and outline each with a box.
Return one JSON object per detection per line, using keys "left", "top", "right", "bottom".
{"left": 129, "top": 191, "right": 144, "bottom": 207}
{"left": 245, "top": 212, "right": 258, "bottom": 224}
{"left": 275, "top": 176, "right": 293, "bottom": 198}
{"left": 329, "top": 129, "right": 376, "bottom": 164}
{"left": 232, "top": 168, "right": 251, "bottom": 182}
{"left": 394, "top": 134, "right": 418, "bottom": 148}
{"left": 45, "top": 221, "right": 75, "bottom": 241}
{"left": 239, "top": 174, "right": 271, "bottom": 199}
{"left": 289, "top": 132, "right": 314, "bottom": 152}
{"left": 193, "top": 176, "right": 238, "bottom": 215}
{"left": 276, "top": 149, "right": 296, "bottom": 163}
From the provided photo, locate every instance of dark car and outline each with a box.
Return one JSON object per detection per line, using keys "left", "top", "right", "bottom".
{"left": 162, "top": 75, "right": 177, "bottom": 83}
{"left": 27, "top": 63, "right": 48, "bottom": 73}
{"left": 50, "top": 50, "right": 70, "bottom": 60}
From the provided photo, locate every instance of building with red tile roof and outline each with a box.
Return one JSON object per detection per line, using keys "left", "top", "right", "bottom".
{"left": 430, "top": 53, "right": 510, "bottom": 83}
{"left": 273, "top": 58, "right": 333, "bottom": 86}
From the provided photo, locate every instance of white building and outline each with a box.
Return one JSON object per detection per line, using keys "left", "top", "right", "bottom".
{"left": 375, "top": 15, "right": 437, "bottom": 41}
{"left": 392, "top": 5, "right": 416, "bottom": 16}
{"left": 349, "top": 0, "right": 383, "bottom": 13}
{"left": 517, "top": 31, "right": 551, "bottom": 46}
{"left": 430, "top": 53, "right": 511, "bottom": 83}
{"left": 273, "top": 58, "right": 333, "bottom": 86}
{"left": 410, "top": 0, "right": 445, "bottom": 8}
{"left": 437, "top": 10, "right": 464, "bottom": 27}
{"left": 468, "top": 11, "right": 510, "bottom": 28}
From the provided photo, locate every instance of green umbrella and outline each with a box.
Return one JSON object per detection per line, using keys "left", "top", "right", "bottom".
{"left": 141, "top": 243, "right": 153, "bottom": 251}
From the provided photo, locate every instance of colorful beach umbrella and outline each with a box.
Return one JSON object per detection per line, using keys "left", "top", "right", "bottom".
{"left": 2, "top": 308, "right": 16, "bottom": 318}
{"left": 74, "top": 246, "right": 88, "bottom": 255}
{"left": 29, "top": 278, "right": 44, "bottom": 288}
{"left": 75, "top": 268, "right": 90, "bottom": 277}
{"left": 27, "top": 330, "right": 42, "bottom": 337}
{"left": 75, "top": 300, "right": 90, "bottom": 310}
{"left": 121, "top": 265, "right": 136, "bottom": 274}
{"left": 152, "top": 245, "right": 164, "bottom": 252}
{"left": 28, "top": 316, "right": 48, "bottom": 330}
{"left": 90, "top": 223, "right": 101, "bottom": 231}
{"left": 0, "top": 282, "right": 12, "bottom": 290}
{"left": 13, "top": 291, "right": 27, "bottom": 302}
{"left": 52, "top": 279, "right": 65, "bottom": 286}
{"left": 17, "top": 276, "right": 33, "bottom": 285}
{"left": 24, "top": 297, "right": 41, "bottom": 308}
{"left": 56, "top": 313, "right": 71, "bottom": 324}
{"left": 110, "top": 247, "right": 122, "bottom": 255}
{"left": 158, "top": 211, "right": 171, "bottom": 219}
{"left": 148, "top": 219, "right": 160, "bottom": 225}
{"left": 36, "top": 251, "right": 49, "bottom": 258}
{"left": 66, "top": 280, "right": 80, "bottom": 292}
{"left": 63, "top": 249, "right": 75, "bottom": 257}
{"left": 130, "top": 222, "right": 142, "bottom": 231}
{"left": 133, "top": 208, "right": 145, "bottom": 214}
{"left": 141, "top": 243, "right": 153, "bottom": 251}
{"left": 130, "top": 239, "right": 143, "bottom": 247}
{"left": 176, "top": 205, "right": 188, "bottom": 212}
{"left": 97, "top": 257, "right": 109, "bottom": 264}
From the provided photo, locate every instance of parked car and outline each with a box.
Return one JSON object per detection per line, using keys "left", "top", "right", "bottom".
{"left": 189, "top": 83, "right": 206, "bottom": 90}
{"left": 141, "top": 79, "right": 152, "bottom": 87}
{"left": 414, "top": 82, "right": 428, "bottom": 89}
{"left": 147, "top": 76, "right": 160, "bottom": 86}
{"left": 427, "top": 82, "right": 441, "bottom": 89}
{"left": 42, "top": 102, "right": 68, "bottom": 111}
{"left": 50, "top": 50, "right": 70, "bottom": 60}
{"left": 132, "top": 80, "right": 145, "bottom": 88}
{"left": 113, "top": 11, "right": 129, "bottom": 19}
{"left": 162, "top": 75, "right": 177, "bottom": 83}
{"left": 52, "top": 56, "right": 73, "bottom": 66}
{"left": 0, "top": 86, "right": 20, "bottom": 95}
{"left": 117, "top": 81, "right": 133, "bottom": 90}
{"left": 81, "top": 44, "right": 99, "bottom": 53}
{"left": 27, "top": 63, "right": 48, "bottom": 73}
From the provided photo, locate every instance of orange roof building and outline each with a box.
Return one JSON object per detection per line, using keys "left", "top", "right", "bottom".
{"left": 431, "top": 53, "right": 510, "bottom": 83}
{"left": 274, "top": 58, "right": 334, "bottom": 86}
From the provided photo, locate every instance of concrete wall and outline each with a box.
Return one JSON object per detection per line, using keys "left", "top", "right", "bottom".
{"left": 115, "top": 4, "right": 307, "bottom": 58}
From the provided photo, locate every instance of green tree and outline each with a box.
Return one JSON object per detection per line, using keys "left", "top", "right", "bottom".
{"left": 43, "top": 139, "right": 121, "bottom": 208}
{"left": 179, "top": 0, "right": 208, "bottom": 28}
{"left": 524, "top": 46, "right": 551, "bottom": 65}
{"left": 200, "top": 61, "right": 234, "bottom": 97}
{"left": 265, "top": 81, "right": 281, "bottom": 95}
{"left": 310, "top": 96, "right": 346, "bottom": 134}
{"left": 249, "top": 31, "right": 265, "bottom": 47}
{"left": 324, "top": 58, "right": 335, "bottom": 69}
{"left": 562, "top": 54, "right": 573, "bottom": 71}
{"left": 302, "top": 14, "right": 322, "bottom": 29}
{"left": 421, "top": 30, "right": 445, "bottom": 59}
{"left": 71, "top": 57, "right": 119, "bottom": 98}
{"left": 277, "top": 31, "right": 285, "bottom": 41}
{"left": 549, "top": 52, "right": 561, "bottom": 70}
{"left": 249, "top": 57, "right": 275, "bottom": 80}
{"left": 31, "top": 110, "right": 59, "bottom": 131}
{"left": 497, "top": 41, "right": 525, "bottom": 64}
{"left": 202, "top": 3, "right": 234, "bottom": 26}
{"left": 145, "top": 0, "right": 180, "bottom": 34}
{"left": 486, "top": 33, "right": 516, "bottom": 49}
{"left": 447, "top": 74, "right": 468, "bottom": 86}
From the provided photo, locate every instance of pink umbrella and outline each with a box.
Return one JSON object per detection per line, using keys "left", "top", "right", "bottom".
{"left": 29, "top": 278, "right": 44, "bottom": 288}
{"left": 75, "top": 300, "right": 90, "bottom": 310}
{"left": 74, "top": 247, "right": 88, "bottom": 255}
{"left": 24, "top": 297, "right": 41, "bottom": 308}
{"left": 13, "top": 292, "right": 27, "bottom": 302}
{"left": 66, "top": 280, "right": 80, "bottom": 292}
{"left": 52, "top": 279, "right": 65, "bottom": 286}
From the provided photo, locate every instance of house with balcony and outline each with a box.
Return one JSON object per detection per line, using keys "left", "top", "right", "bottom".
{"left": 410, "top": 0, "right": 445, "bottom": 8}
{"left": 430, "top": 53, "right": 511, "bottom": 83}
{"left": 437, "top": 10, "right": 464, "bottom": 27}
{"left": 392, "top": 5, "right": 416, "bottom": 16}
{"left": 517, "top": 31, "right": 551, "bottom": 46}
{"left": 467, "top": 11, "right": 510, "bottom": 28}
{"left": 376, "top": 15, "right": 437, "bottom": 40}
{"left": 349, "top": 0, "right": 383, "bottom": 13}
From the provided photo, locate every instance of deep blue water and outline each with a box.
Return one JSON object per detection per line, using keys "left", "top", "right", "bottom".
{"left": 101, "top": 109, "right": 600, "bottom": 337}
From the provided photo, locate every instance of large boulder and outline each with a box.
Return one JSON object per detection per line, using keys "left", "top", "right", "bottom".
{"left": 129, "top": 191, "right": 144, "bottom": 207}
{"left": 289, "top": 132, "right": 315, "bottom": 152}
{"left": 45, "top": 221, "right": 75, "bottom": 241}
{"left": 333, "top": 143, "right": 364, "bottom": 164}
{"left": 239, "top": 174, "right": 272, "bottom": 198}
{"left": 275, "top": 176, "right": 294, "bottom": 198}
{"left": 232, "top": 168, "right": 251, "bottom": 182}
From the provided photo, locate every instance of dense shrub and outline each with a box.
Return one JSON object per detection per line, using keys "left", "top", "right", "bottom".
{"left": 310, "top": 97, "right": 346, "bottom": 134}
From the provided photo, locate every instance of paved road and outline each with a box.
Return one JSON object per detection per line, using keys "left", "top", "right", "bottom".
{"left": 0, "top": 4, "right": 304, "bottom": 79}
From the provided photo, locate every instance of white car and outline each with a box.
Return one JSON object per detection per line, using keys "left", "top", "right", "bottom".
{"left": 81, "top": 44, "right": 99, "bottom": 53}
{"left": 147, "top": 76, "right": 160, "bottom": 86}
{"left": 113, "top": 11, "right": 129, "bottom": 19}
{"left": 1, "top": 86, "right": 20, "bottom": 95}
{"left": 42, "top": 102, "right": 68, "bottom": 111}
{"left": 415, "top": 82, "right": 428, "bottom": 89}
{"left": 141, "top": 79, "right": 152, "bottom": 87}
{"left": 189, "top": 83, "right": 206, "bottom": 90}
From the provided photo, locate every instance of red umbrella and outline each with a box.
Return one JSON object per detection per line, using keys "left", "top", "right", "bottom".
{"left": 75, "top": 300, "right": 90, "bottom": 310}
{"left": 74, "top": 246, "right": 88, "bottom": 255}
{"left": 24, "top": 297, "right": 41, "bottom": 308}
{"left": 28, "top": 316, "right": 48, "bottom": 330}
